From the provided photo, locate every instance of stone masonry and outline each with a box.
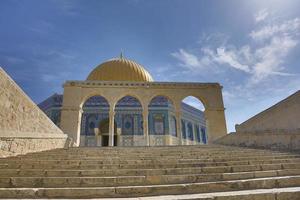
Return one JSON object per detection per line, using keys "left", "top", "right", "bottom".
{"left": 235, "top": 90, "right": 300, "bottom": 133}
{"left": 0, "top": 67, "right": 67, "bottom": 156}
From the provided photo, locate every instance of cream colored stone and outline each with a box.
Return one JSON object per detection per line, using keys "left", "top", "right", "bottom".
{"left": 215, "top": 132, "right": 300, "bottom": 151}
{"left": 60, "top": 81, "right": 227, "bottom": 147}
{"left": 236, "top": 91, "right": 300, "bottom": 133}
{"left": 0, "top": 68, "right": 67, "bottom": 156}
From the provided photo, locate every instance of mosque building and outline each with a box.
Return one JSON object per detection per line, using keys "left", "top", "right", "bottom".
{"left": 39, "top": 55, "right": 208, "bottom": 147}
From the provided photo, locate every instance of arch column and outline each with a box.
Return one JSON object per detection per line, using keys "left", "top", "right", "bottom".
{"left": 204, "top": 108, "right": 227, "bottom": 143}
{"left": 192, "top": 124, "right": 196, "bottom": 145}
{"left": 175, "top": 109, "right": 183, "bottom": 145}
{"left": 143, "top": 108, "right": 149, "bottom": 146}
{"left": 94, "top": 128, "right": 101, "bottom": 147}
{"left": 60, "top": 106, "right": 83, "bottom": 147}
{"left": 108, "top": 109, "right": 115, "bottom": 146}
{"left": 184, "top": 121, "right": 189, "bottom": 145}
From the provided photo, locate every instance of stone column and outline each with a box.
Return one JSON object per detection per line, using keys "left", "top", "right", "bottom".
{"left": 109, "top": 109, "right": 115, "bottom": 147}
{"left": 175, "top": 110, "right": 182, "bottom": 145}
{"left": 204, "top": 108, "right": 227, "bottom": 143}
{"left": 192, "top": 124, "right": 196, "bottom": 145}
{"left": 143, "top": 109, "right": 149, "bottom": 146}
{"left": 198, "top": 125, "right": 202, "bottom": 144}
{"left": 94, "top": 128, "right": 101, "bottom": 147}
{"left": 60, "top": 106, "right": 83, "bottom": 147}
{"left": 60, "top": 84, "right": 83, "bottom": 147}
{"left": 184, "top": 121, "right": 189, "bottom": 145}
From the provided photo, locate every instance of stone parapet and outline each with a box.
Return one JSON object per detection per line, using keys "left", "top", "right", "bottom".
{"left": 0, "top": 137, "right": 67, "bottom": 157}
{"left": 215, "top": 132, "right": 300, "bottom": 151}
{"left": 235, "top": 90, "right": 300, "bottom": 133}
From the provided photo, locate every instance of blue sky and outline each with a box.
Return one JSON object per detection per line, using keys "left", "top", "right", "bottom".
{"left": 1, "top": 0, "right": 300, "bottom": 132}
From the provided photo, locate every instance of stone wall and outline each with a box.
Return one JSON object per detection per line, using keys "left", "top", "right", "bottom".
{"left": 215, "top": 131, "right": 300, "bottom": 151}
{"left": 236, "top": 91, "right": 300, "bottom": 133}
{"left": 0, "top": 67, "right": 67, "bottom": 156}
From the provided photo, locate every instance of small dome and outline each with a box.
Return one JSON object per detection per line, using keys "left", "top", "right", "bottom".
{"left": 87, "top": 56, "right": 154, "bottom": 82}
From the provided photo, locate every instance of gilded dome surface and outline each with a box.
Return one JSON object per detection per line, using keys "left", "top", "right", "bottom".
{"left": 87, "top": 56, "right": 154, "bottom": 82}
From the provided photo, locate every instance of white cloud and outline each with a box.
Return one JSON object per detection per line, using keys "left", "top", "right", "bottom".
{"left": 171, "top": 49, "right": 201, "bottom": 68}
{"left": 250, "top": 18, "right": 300, "bottom": 41}
{"left": 172, "top": 47, "right": 251, "bottom": 74}
{"left": 214, "top": 48, "right": 250, "bottom": 72}
{"left": 251, "top": 36, "right": 298, "bottom": 82}
{"left": 255, "top": 9, "right": 269, "bottom": 23}
{"left": 172, "top": 15, "right": 299, "bottom": 84}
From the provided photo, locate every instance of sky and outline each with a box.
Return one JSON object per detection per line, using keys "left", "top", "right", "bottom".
{"left": 1, "top": 0, "right": 300, "bottom": 132}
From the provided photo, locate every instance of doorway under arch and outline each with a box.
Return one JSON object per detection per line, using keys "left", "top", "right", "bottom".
{"left": 80, "top": 95, "right": 109, "bottom": 147}
{"left": 99, "top": 118, "right": 117, "bottom": 146}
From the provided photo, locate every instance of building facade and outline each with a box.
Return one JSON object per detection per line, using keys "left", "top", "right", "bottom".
{"left": 50, "top": 55, "right": 227, "bottom": 147}
{"left": 39, "top": 93, "right": 207, "bottom": 147}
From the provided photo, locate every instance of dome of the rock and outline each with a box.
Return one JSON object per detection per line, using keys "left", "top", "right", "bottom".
{"left": 86, "top": 56, "right": 153, "bottom": 82}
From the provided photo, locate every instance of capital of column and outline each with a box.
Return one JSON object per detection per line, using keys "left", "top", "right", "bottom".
{"left": 143, "top": 109, "right": 149, "bottom": 116}
{"left": 109, "top": 109, "right": 115, "bottom": 116}
{"left": 175, "top": 110, "right": 181, "bottom": 115}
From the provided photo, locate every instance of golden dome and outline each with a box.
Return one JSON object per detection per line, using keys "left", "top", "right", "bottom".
{"left": 87, "top": 56, "right": 154, "bottom": 82}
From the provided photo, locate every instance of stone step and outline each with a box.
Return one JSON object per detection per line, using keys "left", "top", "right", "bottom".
{"left": 0, "top": 163, "right": 299, "bottom": 178}
{"left": 15, "top": 151, "right": 290, "bottom": 157}
{"left": 11, "top": 154, "right": 291, "bottom": 161}
{"left": 1, "top": 156, "right": 299, "bottom": 169}
{"left": 1, "top": 145, "right": 299, "bottom": 198}
{"left": 14, "top": 147, "right": 287, "bottom": 155}
{"left": 12, "top": 153, "right": 292, "bottom": 159}
{"left": 1, "top": 169, "right": 300, "bottom": 188}
{"left": 1, "top": 159, "right": 299, "bottom": 170}
{"left": 0, "top": 175, "right": 299, "bottom": 198}
{"left": 3, "top": 155, "right": 298, "bottom": 164}
{"left": 19, "top": 146, "right": 257, "bottom": 152}
{"left": 100, "top": 187, "right": 300, "bottom": 200}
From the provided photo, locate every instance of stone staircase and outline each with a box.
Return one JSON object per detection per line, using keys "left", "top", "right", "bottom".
{"left": 0, "top": 145, "right": 300, "bottom": 199}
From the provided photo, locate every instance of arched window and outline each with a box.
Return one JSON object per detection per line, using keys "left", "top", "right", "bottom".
{"left": 89, "top": 121, "right": 95, "bottom": 129}
{"left": 148, "top": 96, "right": 173, "bottom": 136}
{"left": 80, "top": 95, "right": 110, "bottom": 146}
{"left": 115, "top": 96, "right": 143, "bottom": 136}
{"left": 85, "top": 114, "right": 97, "bottom": 136}
{"left": 122, "top": 115, "right": 134, "bottom": 135}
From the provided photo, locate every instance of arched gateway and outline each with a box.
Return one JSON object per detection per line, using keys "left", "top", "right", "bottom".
{"left": 60, "top": 55, "right": 227, "bottom": 147}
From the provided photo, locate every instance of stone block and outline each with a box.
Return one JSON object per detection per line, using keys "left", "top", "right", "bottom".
{"left": 0, "top": 68, "right": 67, "bottom": 157}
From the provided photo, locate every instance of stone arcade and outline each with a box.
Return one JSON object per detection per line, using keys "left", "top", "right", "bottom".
{"left": 39, "top": 94, "right": 208, "bottom": 147}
